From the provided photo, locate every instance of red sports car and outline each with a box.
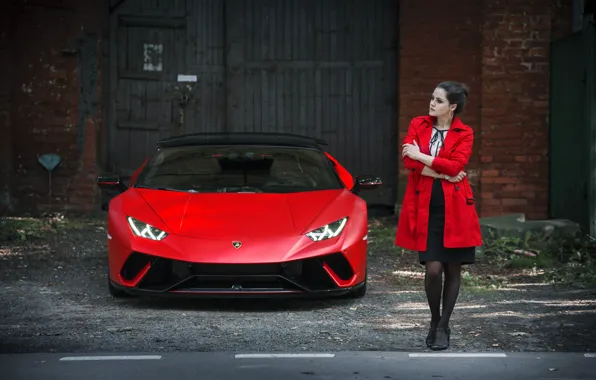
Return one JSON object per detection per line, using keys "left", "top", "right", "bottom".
{"left": 96, "top": 133, "right": 382, "bottom": 299}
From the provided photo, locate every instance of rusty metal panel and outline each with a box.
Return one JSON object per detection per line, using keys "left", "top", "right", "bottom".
{"left": 225, "top": 0, "right": 398, "bottom": 205}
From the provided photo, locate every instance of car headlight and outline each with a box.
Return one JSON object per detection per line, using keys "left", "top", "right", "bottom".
{"left": 127, "top": 216, "right": 168, "bottom": 241}
{"left": 305, "top": 217, "right": 348, "bottom": 242}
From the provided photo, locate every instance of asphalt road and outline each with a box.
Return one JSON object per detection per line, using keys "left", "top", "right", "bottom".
{"left": 3, "top": 351, "right": 595, "bottom": 380}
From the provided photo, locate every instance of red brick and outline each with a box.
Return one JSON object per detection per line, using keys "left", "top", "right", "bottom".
{"left": 481, "top": 207, "right": 503, "bottom": 217}
{"left": 482, "top": 199, "right": 502, "bottom": 206}
{"left": 481, "top": 191, "right": 495, "bottom": 199}
{"left": 481, "top": 169, "right": 500, "bottom": 177}
{"left": 476, "top": 0, "right": 558, "bottom": 219}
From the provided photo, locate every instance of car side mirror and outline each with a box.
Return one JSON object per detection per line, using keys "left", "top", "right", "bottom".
{"left": 96, "top": 174, "right": 127, "bottom": 193}
{"left": 352, "top": 176, "right": 383, "bottom": 194}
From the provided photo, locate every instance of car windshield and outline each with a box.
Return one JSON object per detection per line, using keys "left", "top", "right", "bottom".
{"left": 134, "top": 145, "right": 343, "bottom": 193}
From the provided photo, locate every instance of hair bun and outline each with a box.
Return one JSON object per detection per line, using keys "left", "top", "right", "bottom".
{"left": 436, "top": 81, "right": 469, "bottom": 116}
{"left": 461, "top": 84, "right": 469, "bottom": 97}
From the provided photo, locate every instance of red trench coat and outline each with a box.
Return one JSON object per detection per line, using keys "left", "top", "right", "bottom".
{"left": 394, "top": 116, "right": 483, "bottom": 251}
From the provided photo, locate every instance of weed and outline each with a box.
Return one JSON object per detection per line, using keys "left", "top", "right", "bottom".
{"left": 482, "top": 228, "right": 596, "bottom": 288}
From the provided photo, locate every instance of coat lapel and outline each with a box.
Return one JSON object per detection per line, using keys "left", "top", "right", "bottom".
{"left": 438, "top": 116, "right": 465, "bottom": 158}
{"left": 418, "top": 118, "right": 433, "bottom": 155}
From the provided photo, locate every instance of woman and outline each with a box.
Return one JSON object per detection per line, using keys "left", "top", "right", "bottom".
{"left": 395, "top": 81, "right": 482, "bottom": 351}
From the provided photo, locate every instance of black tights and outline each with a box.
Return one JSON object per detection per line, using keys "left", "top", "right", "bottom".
{"left": 424, "top": 261, "right": 462, "bottom": 329}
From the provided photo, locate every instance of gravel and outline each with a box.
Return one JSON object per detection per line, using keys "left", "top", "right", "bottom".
{"left": 1, "top": 215, "right": 595, "bottom": 354}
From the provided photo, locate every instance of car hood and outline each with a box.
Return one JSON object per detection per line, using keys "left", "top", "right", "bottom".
{"left": 134, "top": 188, "right": 344, "bottom": 239}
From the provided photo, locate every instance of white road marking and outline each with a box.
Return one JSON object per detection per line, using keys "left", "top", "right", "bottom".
{"left": 59, "top": 355, "right": 162, "bottom": 361}
{"left": 408, "top": 353, "right": 507, "bottom": 358}
{"left": 54, "top": 352, "right": 594, "bottom": 361}
{"left": 235, "top": 353, "right": 335, "bottom": 359}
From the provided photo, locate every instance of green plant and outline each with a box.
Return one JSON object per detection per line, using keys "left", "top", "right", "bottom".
{"left": 481, "top": 228, "right": 596, "bottom": 287}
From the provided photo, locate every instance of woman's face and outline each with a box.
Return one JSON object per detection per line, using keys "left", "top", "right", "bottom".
{"left": 429, "top": 87, "right": 456, "bottom": 118}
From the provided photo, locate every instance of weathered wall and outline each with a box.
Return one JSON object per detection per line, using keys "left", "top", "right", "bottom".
{"left": 3, "top": 0, "right": 575, "bottom": 218}
{"left": 7, "top": 0, "right": 104, "bottom": 214}
{"left": 478, "top": 0, "right": 571, "bottom": 220}
{"left": 398, "top": 0, "right": 573, "bottom": 220}
{"left": 397, "top": 0, "right": 483, "bottom": 209}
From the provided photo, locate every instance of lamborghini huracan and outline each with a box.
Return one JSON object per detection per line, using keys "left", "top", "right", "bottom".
{"left": 96, "top": 132, "right": 382, "bottom": 299}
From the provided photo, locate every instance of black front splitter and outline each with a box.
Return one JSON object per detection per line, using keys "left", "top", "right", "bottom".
{"left": 109, "top": 280, "right": 366, "bottom": 300}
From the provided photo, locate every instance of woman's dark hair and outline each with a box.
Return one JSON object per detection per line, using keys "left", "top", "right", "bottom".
{"left": 436, "top": 81, "right": 469, "bottom": 115}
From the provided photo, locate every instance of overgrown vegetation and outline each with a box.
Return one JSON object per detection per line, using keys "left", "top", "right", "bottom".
{"left": 365, "top": 216, "right": 596, "bottom": 290}
{"left": 481, "top": 228, "right": 596, "bottom": 288}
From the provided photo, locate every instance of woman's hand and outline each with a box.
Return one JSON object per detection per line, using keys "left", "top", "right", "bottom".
{"left": 402, "top": 140, "right": 421, "bottom": 160}
{"left": 446, "top": 171, "right": 466, "bottom": 183}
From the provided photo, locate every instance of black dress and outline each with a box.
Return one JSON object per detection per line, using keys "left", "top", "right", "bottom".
{"left": 418, "top": 130, "right": 476, "bottom": 265}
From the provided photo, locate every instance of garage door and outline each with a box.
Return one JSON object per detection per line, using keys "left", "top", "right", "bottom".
{"left": 108, "top": 0, "right": 398, "bottom": 206}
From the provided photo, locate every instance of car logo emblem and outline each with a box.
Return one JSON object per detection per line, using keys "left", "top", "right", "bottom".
{"left": 232, "top": 241, "right": 242, "bottom": 249}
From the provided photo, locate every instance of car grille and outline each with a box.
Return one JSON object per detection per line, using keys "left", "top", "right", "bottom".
{"left": 119, "top": 251, "right": 355, "bottom": 293}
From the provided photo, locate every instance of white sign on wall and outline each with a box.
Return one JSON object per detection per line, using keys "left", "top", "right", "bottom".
{"left": 177, "top": 74, "right": 197, "bottom": 82}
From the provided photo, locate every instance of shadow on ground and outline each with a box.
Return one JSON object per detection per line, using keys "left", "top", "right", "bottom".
{"left": 0, "top": 214, "right": 595, "bottom": 354}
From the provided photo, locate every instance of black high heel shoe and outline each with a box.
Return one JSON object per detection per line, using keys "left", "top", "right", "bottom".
{"left": 430, "top": 327, "right": 451, "bottom": 351}
{"left": 426, "top": 326, "right": 437, "bottom": 348}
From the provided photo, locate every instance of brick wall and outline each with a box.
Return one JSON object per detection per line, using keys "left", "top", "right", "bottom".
{"left": 397, "top": 0, "right": 483, "bottom": 207}
{"left": 397, "top": 0, "right": 573, "bottom": 220}
{"left": 8, "top": 0, "right": 103, "bottom": 214}
{"left": 479, "top": 0, "right": 571, "bottom": 219}
{"left": 3, "top": 0, "right": 575, "bottom": 217}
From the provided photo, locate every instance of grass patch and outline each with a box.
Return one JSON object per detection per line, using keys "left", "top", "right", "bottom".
{"left": 366, "top": 218, "right": 402, "bottom": 254}
{"left": 0, "top": 217, "right": 61, "bottom": 241}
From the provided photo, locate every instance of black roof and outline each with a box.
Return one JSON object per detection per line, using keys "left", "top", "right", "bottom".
{"left": 157, "top": 132, "right": 328, "bottom": 149}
